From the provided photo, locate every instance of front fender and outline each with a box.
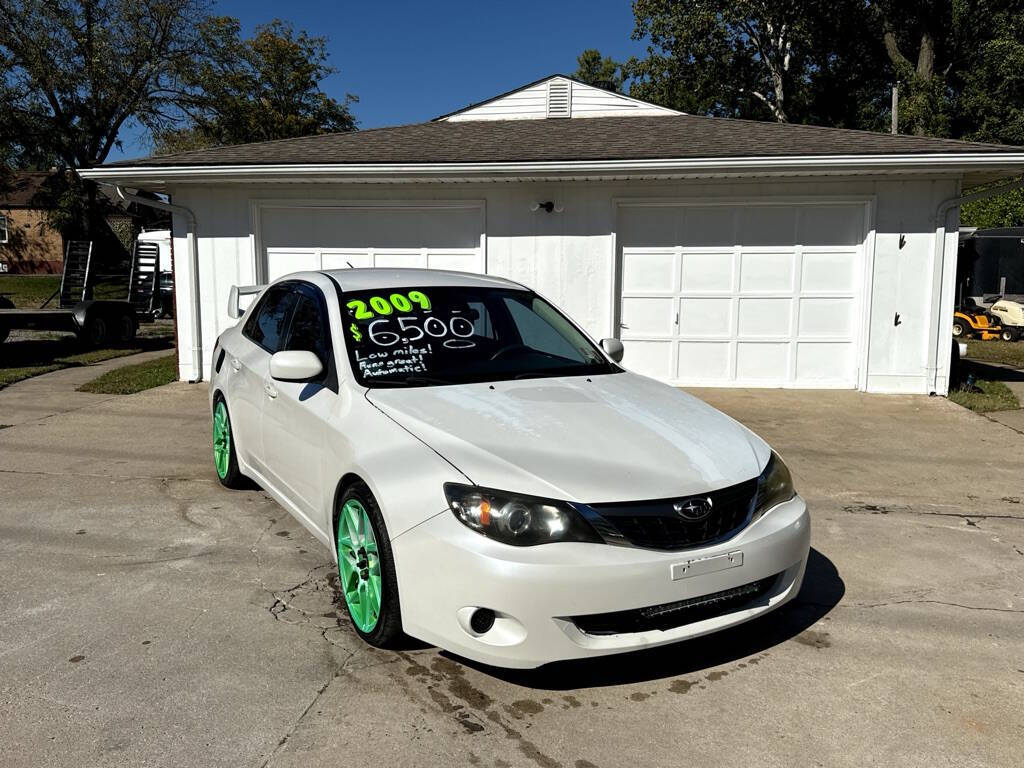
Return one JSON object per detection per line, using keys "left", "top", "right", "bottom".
{"left": 324, "top": 395, "right": 471, "bottom": 547}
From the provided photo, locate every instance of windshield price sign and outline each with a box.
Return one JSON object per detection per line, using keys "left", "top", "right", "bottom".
{"left": 344, "top": 290, "right": 477, "bottom": 379}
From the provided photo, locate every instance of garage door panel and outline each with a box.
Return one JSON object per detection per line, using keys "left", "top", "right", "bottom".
{"left": 622, "top": 249, "right": 678, "bottom": 293}
{"left": 796, "top": 342, "right": 854, "bottom": 381}
{"left": 622, "top": 297, "right": 675, "bottom": 337}
{"left": 623, "top": 340, "right": 674, "bottom": 379}
{"left": 801, "top": 251, "right": 857, "bottom": 293}
{"left": 735, "top": 342, "right": 789, "bottom": 381}
{"left": 267, "top": 249, "right": 319, "bottom": 281}
{"left": 680, "top": 298, "right": 731, "bottom": 337}
{"left": 618, "top": 208, "right": 678, "bottom": 247}
{"left": 738, "top": 298, "right": 792, "bottom": 337}
{"left": 426, "top": 251, "right": 480, "bottom": 272}
{"left": 739, "top": 207, "right": 797, "bottom": 247}
{"left": 682, "top": 251, "right": 733, "bottom": 292}
{"left": 371, "top": 250, "right": 427, "bottom": 269}
{"left": 799, "top": 298, "right": 854, "bottom": 337}
{"left": 680, "top": 208, "right": 736, "bottom": 247}
{"left": 740, "top": 252, "right": 795, "bottom": 293}
{"left": 799, "top": 206, "right": 863, "bottom": 246}
{"left": 677, "top": 342, "right": 730, "bottom": 380}
{"left": 320, "top": 250, "right": 371, "bottom": 270}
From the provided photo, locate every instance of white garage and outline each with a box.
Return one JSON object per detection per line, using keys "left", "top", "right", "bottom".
{"left": 618, "top": 201, "right": 869, "bottom": 388}
{"left": 82, "top": 74, "right": 1024, "bottom": 396}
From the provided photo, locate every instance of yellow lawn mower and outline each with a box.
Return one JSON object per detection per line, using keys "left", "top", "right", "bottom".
{"left": 953, "top": 299, "right": 1021, "bottom": 342}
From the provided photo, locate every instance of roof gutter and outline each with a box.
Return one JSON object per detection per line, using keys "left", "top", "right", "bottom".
{"left": 79, "top": 152, "right": 1024, "bottom": 184}
{"left": 111, "top": 185, "right": 204, "bottom": 383}
{"left": 927, "top": 176, "right": 1024, "bottom": 394}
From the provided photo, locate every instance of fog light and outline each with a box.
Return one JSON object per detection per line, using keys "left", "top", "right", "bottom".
{"left": 469, "top": 607, "right": 495, "bottom": 634}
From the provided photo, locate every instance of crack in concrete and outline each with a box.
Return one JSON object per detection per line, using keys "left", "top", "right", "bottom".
{"left": 841, "top": 502, "right": 1023, "bottom": 523}
{"left": 977, "top": 410, "right": 1024, "bottom": 437}
{"left": 257, "top": 660, "right": 351, "bottom": 768}
{"left": 0, "top": 467, "right": 215, "bottom": 482}
{"left": 798, "top": 597, "right": 1023, "bottom": 614}
{"left": 855, "top": 598, "right": 1024, "bottom": 614}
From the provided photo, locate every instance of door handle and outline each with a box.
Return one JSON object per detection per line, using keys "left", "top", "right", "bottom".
{"left": 230, "top": 358, "right": 241, "bottom": 372}
{"left": 264, "top": 382, "right": 278, "bottom": 399}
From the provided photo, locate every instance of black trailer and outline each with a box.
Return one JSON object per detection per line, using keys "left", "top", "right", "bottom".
{"left": 0, "top": 240, "right": 160, "bottom": 347}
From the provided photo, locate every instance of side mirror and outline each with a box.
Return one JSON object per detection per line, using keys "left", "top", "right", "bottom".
{"left": 600, "top": 338, "right": 624, "bottom": 363}
{"left": 270, "top": 350, "right": 324, "bottom": 382}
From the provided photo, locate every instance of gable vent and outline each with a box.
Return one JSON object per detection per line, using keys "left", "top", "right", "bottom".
{"left": 546, "top": 80, "right": 571, "bottom": 118}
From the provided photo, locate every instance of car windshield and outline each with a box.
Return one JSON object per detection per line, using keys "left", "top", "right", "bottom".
{"left": 339, "top": 285, "right": 620, "bottom": 387}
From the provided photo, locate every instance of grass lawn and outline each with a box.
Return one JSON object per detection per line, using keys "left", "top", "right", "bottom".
{"left": 948, "top": 379, "right": 1020, "bottom": 413}
{"left": 77, "top": 354, "right": 178, "bottom": 394}
{"left": 0, "top": 323, "right": 175, "bottom": 390}
{"left": 963, "top": 339, "right": 1024, "bottom": 368}
{"left": 0, "top": 274, "right": 131, "bottom": 307}
{"left": 0, "top": 275, "right": 62, "bottom": 308}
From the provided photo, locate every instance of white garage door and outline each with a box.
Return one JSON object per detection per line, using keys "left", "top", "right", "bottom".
{"left": 260, "top": 204, "right": 484, "bottom": 282}
{"left": 619, "top": 202, "right": 867, "bottom": 388}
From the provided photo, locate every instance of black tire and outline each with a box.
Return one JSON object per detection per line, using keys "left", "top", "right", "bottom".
{"left": 114, "top": 312, "right": 136, "bottom": 345}
{"left": 1001, "top": 328, "right": 1019, "bottom": 342}
{"left": 78, "top": 315, "right": 108, "bottom": 348}
{"left": 0, "top": 295, "right": 14, "bottom": 343}
{"left": 335, "top": 482, "right": 406, "bottom": 649}
{"left": 212, "top": 395, "right": 247, "bottom": 489}
{"left": 952, "top": 319, "right": 969, "bottom": 338}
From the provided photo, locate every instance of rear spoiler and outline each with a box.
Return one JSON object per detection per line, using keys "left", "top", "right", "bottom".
{"left": 227, "top": 284, "right": 265, "bottom": 319}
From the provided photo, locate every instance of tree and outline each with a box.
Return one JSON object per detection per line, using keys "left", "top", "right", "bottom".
{"left": 573, "top": 49, "right": 625, "bottom": 92}
{"left": 627, "top": 0, "right": 834, "bottom": 122}
{"left": 155, "top": 18, "right": 356, "bottom": 154}
{"left": 0, "top": 0, "right": 211, "bottom": 170}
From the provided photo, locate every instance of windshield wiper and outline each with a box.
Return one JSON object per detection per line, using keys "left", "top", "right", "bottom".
{"left": 512, "top": 371, "right": 564, "bottom": 380}
{"left": 369, "top": 374, "right": 453, "bottom": 387}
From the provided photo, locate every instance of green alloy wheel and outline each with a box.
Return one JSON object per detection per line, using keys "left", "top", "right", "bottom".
{"left": 212, "top": 397, "right": 244, "bottom": 489}
{"left": 337, "top": 498, "right": 383, "bottom": 633}
{"left": 213, "top": 401, "right": 231, "bottom": 479}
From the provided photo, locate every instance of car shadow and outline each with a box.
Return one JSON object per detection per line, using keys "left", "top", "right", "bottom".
{"left": 964, "top": 359, "right": 1024, "bottom": 380}
{"left": 447, "top": 547, "right": 844, "bottom": 690}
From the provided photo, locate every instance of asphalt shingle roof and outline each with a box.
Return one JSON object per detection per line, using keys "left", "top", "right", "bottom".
{"left": 0, "top": 172, "right": 51, "bottom": 206}
{"left": 108, "top": 115, "right": 1021, "bottom": 168}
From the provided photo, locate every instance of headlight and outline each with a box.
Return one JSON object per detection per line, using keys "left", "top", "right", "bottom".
{"left": 444, "top": 484, "right": 602, "bottom": 546}
{"left": 753, "top": 451, "right": 796, "bottom": 519}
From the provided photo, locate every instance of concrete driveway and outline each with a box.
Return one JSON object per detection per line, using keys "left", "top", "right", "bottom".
{"left": 0, "top": 377, "right": 1021, "bottom": 768}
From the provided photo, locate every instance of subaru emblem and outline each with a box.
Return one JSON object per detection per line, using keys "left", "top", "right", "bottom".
{"left": 673, "top": 496, "right": 714, "bottom": 522}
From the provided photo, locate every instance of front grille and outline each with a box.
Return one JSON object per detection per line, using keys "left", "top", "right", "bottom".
{"left": 571, "top": 574, "right": 778, "bottom": 635}
{"left": 586, "top": 478, "right": 757, "bottom": 551}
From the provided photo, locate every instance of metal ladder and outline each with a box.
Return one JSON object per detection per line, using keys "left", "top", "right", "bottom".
{"left": 57, "top": 241, "right": 93, "bottom": 308}
{"left": 127, "top": 240, "right": 160, "bottom": 317}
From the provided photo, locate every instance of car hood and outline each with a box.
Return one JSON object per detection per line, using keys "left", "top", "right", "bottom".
{"left": 366, "top": 372, "right": 770, "bottom": 504}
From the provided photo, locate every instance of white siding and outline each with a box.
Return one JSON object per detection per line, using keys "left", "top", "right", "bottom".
{"left": 443, "top": 77, "right": 679, "bottom": 121}
{"left": 169, "top": 176, "right": 960, "bottom": 394}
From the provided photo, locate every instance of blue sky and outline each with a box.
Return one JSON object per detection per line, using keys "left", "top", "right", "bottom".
{"left": 111, "top": 0, "right": 646, "bottom": 161}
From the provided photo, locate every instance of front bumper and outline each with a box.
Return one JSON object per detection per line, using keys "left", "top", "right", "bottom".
{"left": 391, "top": 495, "right": 810, "bottom": 669}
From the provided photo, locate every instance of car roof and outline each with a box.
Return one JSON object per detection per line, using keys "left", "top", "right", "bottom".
{"left": 319, "top": 268, "right": 525, "bottom": 292}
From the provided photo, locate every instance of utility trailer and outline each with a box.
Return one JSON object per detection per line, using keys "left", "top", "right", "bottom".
{"left": 0, "top": 239, "right": 160, "bottom": 347}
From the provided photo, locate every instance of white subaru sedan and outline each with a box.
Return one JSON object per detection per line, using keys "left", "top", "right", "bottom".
{"left": 210, "top": 269, "right": 809, "bottom": 669}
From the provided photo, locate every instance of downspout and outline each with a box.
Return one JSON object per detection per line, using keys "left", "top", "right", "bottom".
{"left": 112, "top": 186, "right": 203, "bottom": 383}
{"left": 928, "top": 176, "right": 1024, "bottom": 393}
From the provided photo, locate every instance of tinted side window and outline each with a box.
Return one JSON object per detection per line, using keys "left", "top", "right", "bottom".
{"left": 244, "top": 287, "right": 297, "bottom": 353}
{"left": 285, "top": 293, "right": 329, "bottom": 361}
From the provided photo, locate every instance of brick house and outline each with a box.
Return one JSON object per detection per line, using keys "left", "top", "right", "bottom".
{"left": 0, "top": 172, "right": 65, "bottom": 274}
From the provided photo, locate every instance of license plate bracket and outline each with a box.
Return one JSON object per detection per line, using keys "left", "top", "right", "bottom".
{"left": 670, "top": 550, "right": 743, "bottom": 581}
